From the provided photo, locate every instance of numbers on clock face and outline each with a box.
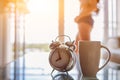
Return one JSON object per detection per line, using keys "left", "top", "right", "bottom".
{"left": 50, "top": 48, "right": 71, "bottom": 69}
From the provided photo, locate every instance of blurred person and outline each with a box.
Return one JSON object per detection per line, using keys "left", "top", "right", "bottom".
{"left": 74, "top": 0, "right": 100, "bottom": 54}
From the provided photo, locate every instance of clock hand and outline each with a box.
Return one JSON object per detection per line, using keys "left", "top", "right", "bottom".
{"left": 56, "top": 49, "right": 61, "bottom": 62}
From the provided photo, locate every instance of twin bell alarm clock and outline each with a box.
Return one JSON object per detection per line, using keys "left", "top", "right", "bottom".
{"left": 49, "top": 35, "right": 76, "bottom": 73}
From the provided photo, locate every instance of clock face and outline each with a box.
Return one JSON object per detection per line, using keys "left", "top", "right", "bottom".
{"left": 49, "top": 47, "right": 72, "bottom": 71}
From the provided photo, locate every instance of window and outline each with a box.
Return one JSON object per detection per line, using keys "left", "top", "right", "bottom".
{"left": 108, "top": 0, "right": 117, "bottom": 37}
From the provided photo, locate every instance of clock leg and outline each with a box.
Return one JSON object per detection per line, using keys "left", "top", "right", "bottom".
{"left": 51, "top": 69, "right": 55, "bottom": 79}
{"left": 66, "top": 71, "right": 69, "bottom": 80}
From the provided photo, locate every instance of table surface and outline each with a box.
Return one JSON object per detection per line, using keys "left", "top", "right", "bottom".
{"left": 1, "top": 51, "right": 120, "bottom": 80}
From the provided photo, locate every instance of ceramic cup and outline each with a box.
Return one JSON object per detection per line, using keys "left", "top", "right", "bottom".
{"left": 79, "top": 41, "right": 111, "bottom": 77}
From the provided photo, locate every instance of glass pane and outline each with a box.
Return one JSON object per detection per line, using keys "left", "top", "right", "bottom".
{"left": 26, "top": 0, "right": 58, "bottom": 44}
{"left": 7, "top": 0, "right": 59, "bottom": 79}
{"left": 64, "top": 0, "right": 79, "bottom": 41}
{"left": 25, "top": 0, "right": 59, "bottom": 79}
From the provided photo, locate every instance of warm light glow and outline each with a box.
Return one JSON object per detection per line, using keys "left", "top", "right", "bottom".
{"left": 27, "top": 0, "right": 58, "bottom": 14}
{"left": 25, "top": 0, "right": 59, "bottom": 43}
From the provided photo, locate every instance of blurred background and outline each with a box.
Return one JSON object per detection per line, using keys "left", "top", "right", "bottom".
{"left": 0, "top": 0, "right": 120, "bottom": 80}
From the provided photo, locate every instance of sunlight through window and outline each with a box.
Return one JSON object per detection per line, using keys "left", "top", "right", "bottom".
{"left": 25, "top": 0, "right": 58, "bottom": 44}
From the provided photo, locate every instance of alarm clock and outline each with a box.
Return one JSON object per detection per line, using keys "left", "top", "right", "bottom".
{"left": 49, "top": 35, "right": 76, "bottom": 73}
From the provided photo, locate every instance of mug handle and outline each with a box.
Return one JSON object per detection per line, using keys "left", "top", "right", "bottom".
{"left": 98, "top": 45, "right": 111, "bottom": 71}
